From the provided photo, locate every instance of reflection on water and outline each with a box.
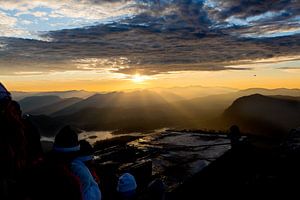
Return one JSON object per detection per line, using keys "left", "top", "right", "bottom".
{"left": 127, "top": 131, "right": 231, "bottom": 190}
{"left": 41, "top": 131, "right": 115, "bottom": 145}
{"left": 79, "top": 131, "right": 114, "bottom": 144}
{"left": 41, "top": 129, "right": 167, "bottom": 146}
{"left": 40, "top": 130, "right": 151, "bottom": 147}
{"left": 40, "top": 131, "right": 114, "bottom": 151}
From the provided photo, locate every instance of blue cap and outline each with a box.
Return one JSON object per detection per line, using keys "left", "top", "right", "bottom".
{"left": 117, "top": 173, "right": 137, "bottom": 193}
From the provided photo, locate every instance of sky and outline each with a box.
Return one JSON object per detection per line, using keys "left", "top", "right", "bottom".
{"left": 0, "top": 0, "right": 300, "bottom": 92}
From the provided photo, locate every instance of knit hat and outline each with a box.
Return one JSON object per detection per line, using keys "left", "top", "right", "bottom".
{"left": 77, "top": 140, "right": 94, "bottom": 162}
{"left": 0, "top": 82, "right": 11, "bottom": 102}
{"left": 117, "top": 173, "right": 137, "bottom": 195}
{"left": 53, "top": 125, "right": 80, "bottom": 153}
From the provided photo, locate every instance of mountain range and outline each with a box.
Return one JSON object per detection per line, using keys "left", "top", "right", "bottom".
{"left": 15, "top": 87, "right": 300, "bottom": 137}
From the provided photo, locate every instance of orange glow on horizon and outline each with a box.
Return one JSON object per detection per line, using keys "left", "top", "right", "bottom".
{"left": 1, "top": 59, "right": 300, "bottom": 92}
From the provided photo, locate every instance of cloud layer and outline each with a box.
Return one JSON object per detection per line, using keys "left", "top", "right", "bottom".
{"left": 0, "top": 0, "right": 299, "bottom": 76}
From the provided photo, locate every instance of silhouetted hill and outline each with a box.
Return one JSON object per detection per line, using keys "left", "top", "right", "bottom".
{"left": 151, "top": 85, "right": 237, "bottom": 99}
{"left": 24, "top": 88, "right": 300, "bottom": 135}
{"left": 27, "top": 115, "right": 65, "bottom": 137}
{"left": 52, "top": 90, "right": 172, "bottom": 116}
{"left": 54, "top": 103, "right": 203, "bottom": 132}
{"left": 29, "top": 97, "right": 82, "bottom": 115}
{"left": 12, "top": 90, "right": 94, "bottom": 100}
{"left": 223, "top": 94, "right": 300, "bottom": 137}
{"left": 270, "top": 95, "right": 300, "bottom": 101}
{"left": 183, "top": 88, "right": 300, "bottom": 117}
{"left": 239, "top": 88, "right": 300, "bottom": 97}
{"left": 19, "top": 95, "right": 62, "bottom": 113}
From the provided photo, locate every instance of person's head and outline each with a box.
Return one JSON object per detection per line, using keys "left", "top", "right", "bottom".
{"left": 230, "top": 125, "right": 240, "bottom": 135}
{"left": 228, "top": 125, "right": 241, "bottom": 138}
{"left": 53, "top": 125, "right": 80, "bottom": 160}
{"left": 77, "top": 140, "right": 94, "bottom": 164}
{"left": 117, "top": 173, "right": 137, "bottom": 199}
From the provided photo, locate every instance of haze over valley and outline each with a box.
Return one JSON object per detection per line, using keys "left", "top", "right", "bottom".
{"left": 13, "top": 86, "right": 300, "bottom": 138}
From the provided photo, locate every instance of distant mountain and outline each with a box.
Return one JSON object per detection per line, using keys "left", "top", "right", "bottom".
{"left": 182, "top": 88, "right": 300, "bottom": 117}
{"left": 52, "top": 90, "right": 174, "bottom": 116}
{"left": 239, "top": 88, "right": 300, "bottom": 97}
{"left": 29, "top": 97, "right": 82, "bottom": 115}
{"left": 223, "top": 94, "right": 300, "bottom": 137}
{"left": 19, "top": 87, "right": 300, "bottom": 135}
{"left": 19, "top": 95, "right": 62, "bottom": 113}
{"left": 53, "top": 102, "right": 205, "bottom": 132}
{"left": 28, "top": 115, "right": 65, "bottom": 137}
{"left": 151, "top": 85, "right": 237, "bottom": 99}
{"left": 12, "top": 90, "right": 94, "bottom": 101}
{"left": 11, "top": 91, "right": 30, "bottom": 101}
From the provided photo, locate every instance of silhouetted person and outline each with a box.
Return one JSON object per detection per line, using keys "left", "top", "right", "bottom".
{"left": 72, "top": 139, "right": 102, "bottom": 200}
{"left": 117, "top": 173, "right": 137, "bottom": 200}
{"left": 30, "top": 125, "right": 83, "bottom": 200}
{"left": 78, "top": 140, "right": 100, "bottom": 184}
{"left": 228, "top": 125, "right": 241, "bottom": 148}
{"left": 0, "top": 83, "right": 28, "bottom": 199}
{"left": 10, "top": 101, "right": 43, "bottom": 166}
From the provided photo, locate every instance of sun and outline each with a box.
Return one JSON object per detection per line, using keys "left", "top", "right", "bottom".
{"left": 132, "top": 73, "right": 145, "bottom": 83}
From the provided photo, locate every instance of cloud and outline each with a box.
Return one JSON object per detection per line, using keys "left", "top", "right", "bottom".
{"left": 0, "top": 0, "right": 141, "bottom": 20}
{"left": 0, "top": 11, "right": 30, "bottom": 37}
{"left": 0, "top": 11, "right": 17, "bottom": 25}
{"left": 207, "top": 0, "right": 299, "bottom": 20}
{"left": 1, "top": 22, "right": 299, "bottom": 76}
{"left": 206, "top": 0, "right": 300, "bottom": 37}
{"left": 0, "top": 0, "right": 299, "bottom": 76}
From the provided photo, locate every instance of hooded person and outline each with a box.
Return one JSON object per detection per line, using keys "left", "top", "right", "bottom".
{"left": 117, "top": 173, "right": 137, "bottom": 200}
{"left": 70, "top": 138, "right": 101, "bottom": 200}
{"left": 77, "top": 140, "right": 100, "bottom": 184}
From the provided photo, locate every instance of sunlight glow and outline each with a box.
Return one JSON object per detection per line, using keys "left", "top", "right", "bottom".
{"left": 132, "top": 73, "right": 146, "bottom": 83}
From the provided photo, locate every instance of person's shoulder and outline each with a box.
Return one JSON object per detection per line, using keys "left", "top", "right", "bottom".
{"left": 72, "top": 158, "right": 85, "bottom": 167}
{"left": 71, "top": 159, "right": 91, "bottom": 175}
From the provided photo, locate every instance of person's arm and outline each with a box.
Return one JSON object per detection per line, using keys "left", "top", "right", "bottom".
{"left": 71, "top": 160, "right": 101, "bottom": 200}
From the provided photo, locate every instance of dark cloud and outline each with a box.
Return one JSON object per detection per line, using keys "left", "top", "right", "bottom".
{"left": 208, "top": 0, "right": 298, "bottom": 20}
{"left": 0, "top": 0, "right": 300, "bottom": 75}
{"left": 206, "top": 0, "right": 300, "bottom": 37}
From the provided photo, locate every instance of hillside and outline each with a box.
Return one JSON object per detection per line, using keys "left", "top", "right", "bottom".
{"left": 22, "top": 88, "right": 300, "bottom": 136}
{"left": 19, "top": 95, "right": 62, "bottom": 113}
{"left": 29, "top": 97, "right": 82, "bottom": 115}
{"left": 12, "top": 90, "right": 94, "bottom": 101}
{"left": 53, "top": 101, "right": 207, "bottom": 132}
{"left": 52, "top": 90, "right": 174, "bottom": 116}
{"left": 223, "top": 94, "right": 300, "bottom": 136}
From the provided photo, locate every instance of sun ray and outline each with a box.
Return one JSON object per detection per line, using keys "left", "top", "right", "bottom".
{"left": 132, "top": 73, "right": 146, "bottom": 83}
